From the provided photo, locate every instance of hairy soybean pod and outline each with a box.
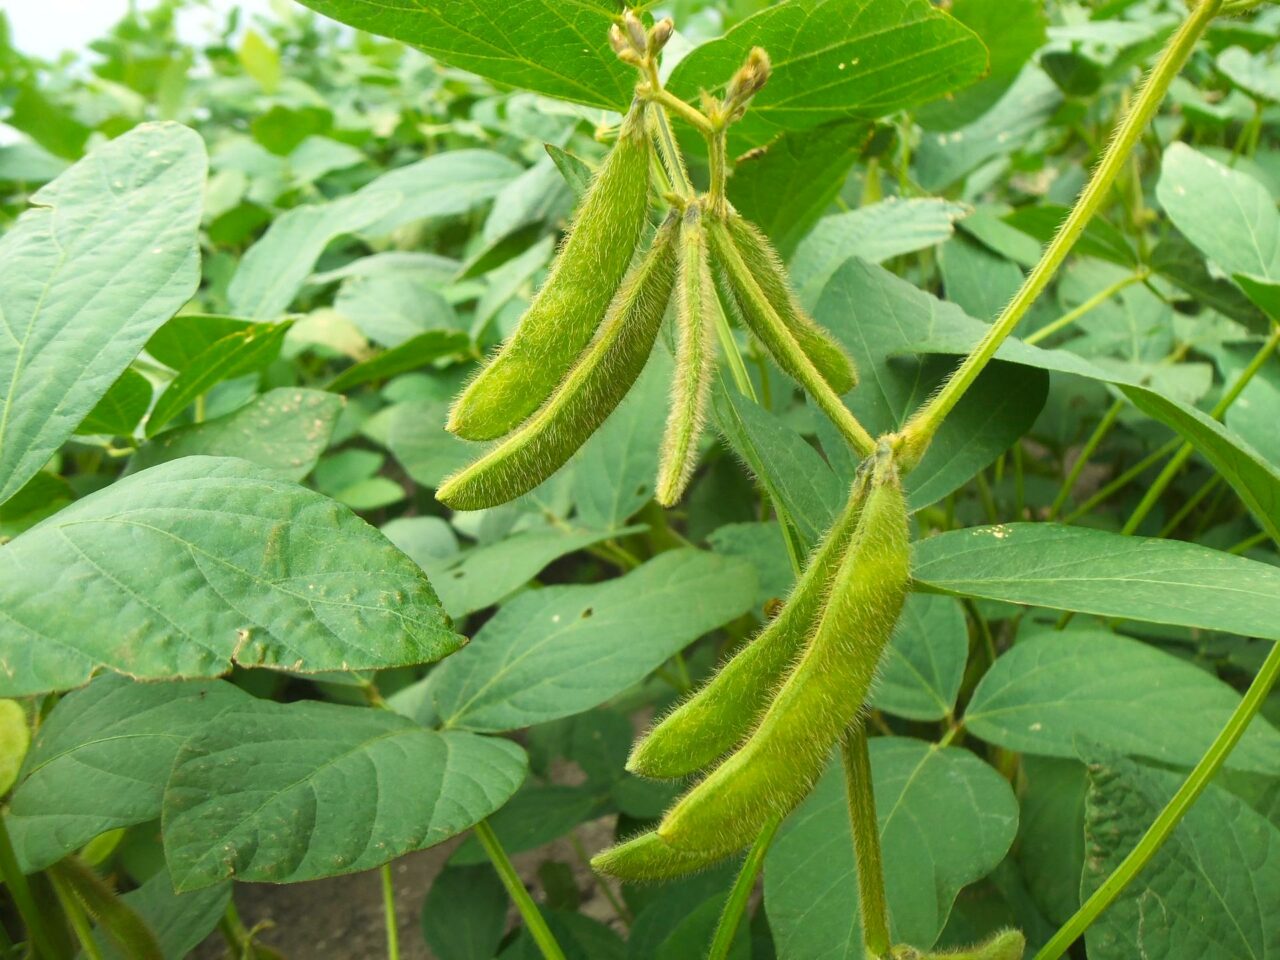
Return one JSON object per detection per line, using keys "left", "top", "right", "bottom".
{"left": 447, "top": 103, "right": 653, "bottom": 441}
{"left": 627, "top": 475, "right": 870, "bottom": 779}
{"left": 725, "top": 214, "right": 857, "bottom": 394}
{"left": 590, "top": 828, "right": 734, "bottom": 884}
{"left": 658, "top": 455, "right": 910, "bottom": 853}
{"left": 436, "top": 216, "right": 679, "bottom": 511}
{"left": 656, "top": 205, "right": 718, "bottom": 506}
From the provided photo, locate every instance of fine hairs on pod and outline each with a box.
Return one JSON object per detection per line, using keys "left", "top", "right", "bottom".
{"left": 657, "top": 446, "right": 910, "bottom": 855}
{"left": 655, "top": 202, "right": 719, "bottom": 506}
{"left": 436, "top": 215, "right": 679, "bottom": 511}
{"left": 627, "top": 475, "right": 869, "bottom": 780}
{"left": 447, "top": 100, "right": 653, "bottom": 441}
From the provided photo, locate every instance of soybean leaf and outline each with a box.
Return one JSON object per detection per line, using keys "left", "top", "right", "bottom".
{"left": 0, "top": 457, "right": 463, "bottom": 695}
{"left": 727, "top": 121, "right": 870, "bottom": 257}
{"left": 708, "top": 520, "right": 795, "bottom": 615}
{"left": 386, "top": 399, "right": 475, "bottom": 489}
{"left": 1217, "top": 45, "right": 1280, "bottom": 104}
{"left": 0, "top": 471, "right": 72, "bottom": 539}
{"left": 92, "top": 868, "right": 230, "bottom": 960}
{"left": 449, "top": 785, "right": 599, "bottom": 865}
{"left": 162, "top": 698, "right": 527, "bottom": 890}
{"left": 146, "top": 321, "right": 292, "bottom": 435}
{"left": 0, "top": 122, "right": 206, "bottom": 505}
{"left": 1083, "top": 755, "right": 1280, "bottom": 960}
{"left": 421, "top": 549, "right": 756, "bottom": 732}
{"left": 791, "top": 198, "right": 971, "bottom": 307}
{"left": 131, "top": 388, "right": 342, "bottom": 481}
{"left": 327, "top": 330, "right": 470, "bottom": 392}
{"left": 421, "top": 865, "right": 509, "bottom": 960}
{"left": 966, "top": 628, "right": 1280, "bottom": 774}
{"left": 7, "top": 676, "right": 250, "bottom": 873}
{"left": 765, "top": 738, "right": 1018, "bottom": 958}
{"left": 229, "top": 150, "right": 520, "bottom": 320}
{"left": 334, "top": 275, "right": 458, "bottom": 347}
{"left": 145, "top": 315, "right": 254, "bottom": 371}
{"left": 1017, "top": 757, "right": 1087, "bottom": 925}
{"left": 872, "top": 593, "right": 969, "bottom": 722}
{"left": 425, "top": 525, "right": 642, "bottom": 620}
{"left": 667, "top": 0, "right": 987, "bottom": 148}
{"left": 912, "top": 523, "right": 1280, "bottom": 641}
{"left": 294, "top": 0, "right": 633, "bottom": 111}
{"left": 76, "top": 369, "right": 153, "bottom": 438}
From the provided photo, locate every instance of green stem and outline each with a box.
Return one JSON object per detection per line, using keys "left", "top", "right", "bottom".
{"left": 1157, "top": 474, "right": 1221, "bottom": 538}
{"left": 646, "top": 101, "right": 695, "bottom": 199}
{"left": 842, "top": 723, "right": 891, "bottom": 959}
{"left": 1121, "top": 325, "right": 1280, "bottom": 535}
{"left": 0, "top": 816, "right": 62, "bottom": 960}
{"left": 1033, "top": 636, "right": 1280, "bottom": 960}
{"left": 1049, "top": 398, "right": 1124, "bottom": 519}
{"left": 1228, "top": 530, "right": 1269, "bottom": 555}
{"left": 1024, "top": 271, "right": 1147, "bottom": 346}
{"left": 380, "top": 864, "right": 400, "bottom": 960}
{"left": 50, "top": 875, "right": 100, "bottom": 960}
{"left": 707, "top": 817, "right": 779, "bottom": 960}
{"left": 474, "top": 821, "right": 567, "bottom": 960}
{"left": 902, "top": 0, "right": 1222, "bottom": 463}
{"left": 1062, "top": 438, "right": 1181, "bottom": 523}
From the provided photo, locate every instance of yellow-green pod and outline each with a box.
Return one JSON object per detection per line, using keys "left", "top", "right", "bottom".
{"left": 655, "top": 205, "right": 718, "bottom": 507}
{"left": 657, "top": 453, "right": 910, "bottom": 854}
{"left": 590, "top": 829, "right": 733, "bottom": 884}
{"left": 437, "top": 216, "right": 679, "bottom": 511}
{"left": 627, "top": 475, "right": 869, "bottom": 779}
{"left": 724, "top": 213, "right": 857, "bottom": 394}
{"left": 447, "top": 103, "right": 653, "bottom": 441}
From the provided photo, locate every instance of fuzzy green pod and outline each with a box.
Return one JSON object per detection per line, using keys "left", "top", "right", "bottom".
{"left": 447, "top": 103, "right": 653, "bottom": 441}
{"left": 436, "top": 216, "right": 679, "bottom": 511}
{"left": 655, "top": 205, "right": 718, "bottom": 506}
{"left": 590, "top": 828, "right": 732, "bottom": 884}
{"left": 892, "top": 929, "right": 1026, "bottom": 960}
{"left": 657, "top": 453, "right": 910, "bottom": 854}
{"left": 627, "top": 474, "right": 869, "bottom": 779}
{"left": 724, "top": 213, "right": 857, "bottom": 394}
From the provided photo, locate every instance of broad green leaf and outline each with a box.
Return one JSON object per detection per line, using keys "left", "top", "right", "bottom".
{"left": 1217, "top": 45, "right": 1280, "bottom": 104}
{"left": 1083, "top": 755, "right": 1280, "bottom": 960}
{"left": 332, "top": 476, "right": 405, "bottom": 510}
{"left": 1016, "top": 757, "right": 1086, "bottom": 925}
{"left": 708, "top": 521, "right": 795, "bottom": 615}
{"left": 713, "top": 385, "right": 842, "bottom": 550}
{"left": 1156, "top": 143, "right": 1279, "bottom": 284}
{"left": 7, "top": 676, "right": 249, "bottom": 873}
{"left": 162, "top": 698, "right": 527, "bottom": 890}
{"left": 424, "top": 525, "right": 641, "bottom": 620}
{"left": 0, "top": 699, "right": 29, "bottom": 795}
{"left": 765, "top": 738, "right": 1018, "bottom": 957}
{"left": 327, "top": 330, "right": 470, "bottom": 392}
{"left": 294, "top": 0, "right": 633, "bottom": 111}
{"left": 668, "top": 0, "right": 987, "bottom": 148}
{"left": 872, "top": 593, "right": 968, "bottom": 722}
{"left": 813, "top": 260, "right": 1049, "bottom": 511}
{"left": 229, "top": 150, "right": 520, "bottom": 319}
{"left": 386, "top": 399, "right": 475, "bottom": 489}
{"left": 0, "top": 122, "right": 206, "bottom": 505}
{"left": 916, "top": 0, "right": 1049, "bottom": 131}
{"left": 131, "top": 388, "right": 342, "bottom": 481}
{"left": 449, "top": 784, "right": 599, "bottom": 865}
{"left": 791, "top": 198, "right": 971, "bottom": 307}
{"left": 76, "top": 369, "right": 153, "bottom": 437}
{"left": 966, "top": 628, "right": 1280, "bottom": 774}
{"left": 238, "top": 29, "right": 281, "bottom": 94}
{"left": 146, "top": 321, "right": 292, "bottom": 435}
{"left": 913, "top": 523, "right": 1280, "bottom": 641}
{"left": 334, "top": 275, "right": 458, "bottom": 347}
{"left": 421, "top": 865, "right": 509, "bottom": 960}
{"left": 421, "top": 549, "right": 757, "bottom": 732}
{"left": 145, "top": 315, "right": 254, "bottom": 371}
{"left": 572, "top": 351, "right": 670, "bottom": 529}
{"left": 0, "top": 457, "right": 463, "bottom": 695}
{"left": 93, "top": 868, "right": 230, "bottom": 960}
{"left": 727, "top": 121, "right": 870, "bottom": 257}
{"left": 0, "top": 471, "right": 72, "bottom": 539}
{"left": 939, "top": 233, "right": 1025, "bottom": 321}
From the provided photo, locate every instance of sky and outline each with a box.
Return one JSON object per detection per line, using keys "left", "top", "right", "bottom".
{"left": 4, "top": 0, "right": 275, "bottom": 59}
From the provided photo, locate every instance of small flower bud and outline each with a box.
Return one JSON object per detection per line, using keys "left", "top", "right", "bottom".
{"left": 623, "top": 10, "right": 647, "bottom": 53}
{"left": 648, "top": 18, "right": 674, "bottom": 55}
{"left": 608, "top": 23, "right": 630, "bottom": 56}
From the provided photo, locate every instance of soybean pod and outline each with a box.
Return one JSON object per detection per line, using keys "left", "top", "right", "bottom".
{"left": 724, "top": 213, "right": 857, "bottom": 394}
{"left": 657, "top": 450, "right": 910, "bottom": 854}
{"left": 590, "top": 828, "right": 731, "bottom": 884}
{"left": 627, "top": 473, "right": 869, "bottom": 779}
{"left": 436, "top": 215, "right": 679, "bottom": 511}
{"left": 655, "top": 204, "right": 718, "bottom": 506}
{"left": 447, "top": 102, "right": 653, "bottom": 441}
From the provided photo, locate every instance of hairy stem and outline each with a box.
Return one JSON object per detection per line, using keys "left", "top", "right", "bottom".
{"left": 902, "top": 0, "right": 1222, "bottom": 464}
{"left": 1033, "top": 636, "right": 1280, "bottom": 960}
{"left": 474, "top": 821, "right": 567, "bottom": 960}
{"left": 707, "top": 817, "right": 780, "bottom": 960}
{"left": 842, "top": 723, "right": 891, "bottom": 958}
{"left": 0, "top": 816, "right": 63, "bottom": 960}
